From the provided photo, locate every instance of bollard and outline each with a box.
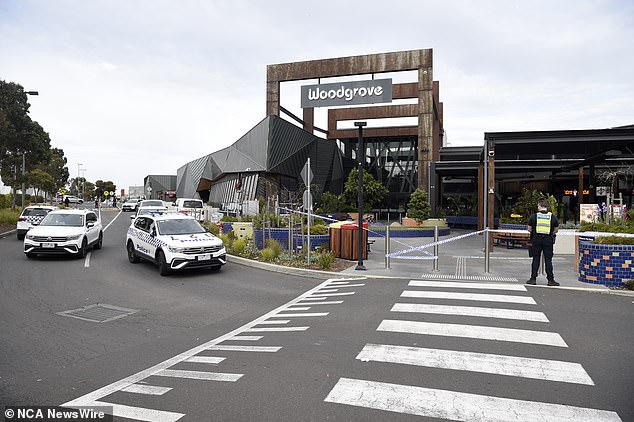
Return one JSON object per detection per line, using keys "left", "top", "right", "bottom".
{"left": 484, "top": 229, "right": 491, "bottom": 273}
{"left": 433, "top": 225, "right": 440, "bottom": 272}
{"left": 384, "top": 226, "right": 390, "bottom": 268}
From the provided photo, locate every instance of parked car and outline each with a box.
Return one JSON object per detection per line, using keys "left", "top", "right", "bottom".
{"left": 174, "top": 198, "right": 204, "bottom": 221}
{"left": 139, "top": 199, "right": 165, "bottom": 208}
{"left": 126, "top": 213, "right": 225, "bottom": 275}
{"left": 62, "top": 195, "right": 83, "bottom": 204}
{"left": 130, "top": 206, "right": 169, "bottom": 221}
{"left": 23, "top": 209, "right": 103, "bottom": 258}
{"left": 16, "top": 205, "right": 57, "bottom": 240}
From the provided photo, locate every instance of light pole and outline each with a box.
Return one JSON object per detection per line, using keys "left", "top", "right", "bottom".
{"left": 21, "top": 91, "right": 39, "bottom": 209}
{"left": 354, "top": 121, "right": 367, "bottom": 271}
{"left": 77, "top": 163, "right": 84, "bottom": 199}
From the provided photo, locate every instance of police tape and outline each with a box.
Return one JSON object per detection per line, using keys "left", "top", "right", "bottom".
{"left": 386, "top": 229, "right": 486, "bottom": 258}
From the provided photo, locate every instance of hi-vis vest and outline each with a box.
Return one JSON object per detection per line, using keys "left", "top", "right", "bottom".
{"left": 536, "top": 212, "right": 553, "bottom": 235}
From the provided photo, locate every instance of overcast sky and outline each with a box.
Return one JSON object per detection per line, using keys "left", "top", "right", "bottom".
{"left": 1, "top": 0, "right": 633, "bottom": 193}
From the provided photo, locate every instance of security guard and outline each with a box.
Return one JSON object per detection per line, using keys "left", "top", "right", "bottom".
{"left": 526, "top": 199, "right": 559, "bottom": 286}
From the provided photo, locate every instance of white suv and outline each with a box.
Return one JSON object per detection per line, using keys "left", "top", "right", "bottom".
{"left": 17, "top": 205, "right": 57, "bottom": 240}
{"left": 126, "top": 214, "right": 226, "bottom": 276}
{"left": 23, "top": 209, "right": 103, "bottom": 258}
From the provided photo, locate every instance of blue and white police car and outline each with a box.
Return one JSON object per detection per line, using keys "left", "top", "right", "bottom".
{"left": 17, "top": 205, "right": 57, "bottom": 240}
{"left": 126, "top": 213, "right": 226, "bottom": 276}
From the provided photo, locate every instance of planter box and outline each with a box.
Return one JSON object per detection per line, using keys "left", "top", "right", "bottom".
{"left": 578, "top": 240, "right": 634, "bottom": 287}
{"left": 554, "top": 229, "right": 577, "bottom": 255}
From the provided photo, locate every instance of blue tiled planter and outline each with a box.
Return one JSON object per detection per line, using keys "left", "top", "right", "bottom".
{"left": 578, "top": 240, "right": 634, "bottom": 287}
{"left": 293, "top": 234, "right": 330, "bottom": 251}
{"left": 367, "top": 227, "right": 451, "bottom": 238}
{"left": 222, "top": 222, "right": 233, "bottom": 234}
{"left": 255, "top": 228, "right": 299, "bottom": 249}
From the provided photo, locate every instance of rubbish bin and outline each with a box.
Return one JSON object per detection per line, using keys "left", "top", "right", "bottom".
{"left": 340, "top": 222, "right": 368, "bottom": 260}
{"left": 328, "top": 221, "right": 346, "bottom": 258}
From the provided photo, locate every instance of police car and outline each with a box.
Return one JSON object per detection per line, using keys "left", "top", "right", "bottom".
{"left": 126, "top": 213, "right": 226, "bottom": 276}
{"left": 17, "top": 205, "right": 57, "bottom": 240}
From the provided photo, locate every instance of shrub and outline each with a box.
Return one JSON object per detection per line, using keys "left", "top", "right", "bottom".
{"left": 0, "top": 208, "right": 20, "bottom": 225}
{"left": 0, "top": 194, "right": 13, "bottom": 209}
{"left": 265, "top": 239, "right": 283, "bottom": 258}
{"left": 580, "top": 223, "right": 634, "bottom": 234}
{"left": 303, "top": 224, "right": 328, "bottom": 235}
{"left": 407, "top": 189, "right": 431, "bottom": 224}
{"left": 221, "top": 215, "right": 239, "bottom": 222}
{"left": 318, "top": 250, "right": 335, "bottom": 270}
{"left": 624, "top": 279, "right": 634, "bottom": 291}
{"left": 219, "top": 233, "right": 234, "bottom": 250}
{"left": 592, "top": 236, "right": 634, "bottom": 245}
{"left": 202, "top": 221, "right": 220, "bottom": 236}
{"left": 232, "top": 239, "right": 247, "bottom": 255}
{"left": 261, "top": 247, "right": 277, "bottom": 262}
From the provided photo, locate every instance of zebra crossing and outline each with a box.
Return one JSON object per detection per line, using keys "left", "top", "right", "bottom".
{"left": 325, "top": 279, "right": 623, "bottom": 421}
{"left": 60, "top": 277, "right": 366, "bottom": 421}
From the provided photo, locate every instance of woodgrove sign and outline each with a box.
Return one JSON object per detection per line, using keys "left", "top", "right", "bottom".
{"left": 301, "top": 78, "right": 393, "bottom": 108}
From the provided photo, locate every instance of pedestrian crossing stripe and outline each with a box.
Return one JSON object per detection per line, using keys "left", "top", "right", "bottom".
{"left": 325, "top": 378, "right": 622, "bottom": 422}
{"left": 401, "top": 290, "right": 537, "bottom": 304}
{"left": 390, "top": 303, "right": 549, "bottom": 322}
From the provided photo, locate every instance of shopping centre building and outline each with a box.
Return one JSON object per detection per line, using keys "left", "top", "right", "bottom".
{"left": 176, "top": 48, "right": 634, "bottom": 221}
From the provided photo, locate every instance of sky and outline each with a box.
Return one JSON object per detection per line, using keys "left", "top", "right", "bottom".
{"left": 1, "top": 0, "right": 633, "bottom": 193}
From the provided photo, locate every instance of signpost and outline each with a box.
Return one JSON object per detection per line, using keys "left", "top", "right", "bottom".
{"left": 301, "top": 158, "right": 312, "bottom": 264}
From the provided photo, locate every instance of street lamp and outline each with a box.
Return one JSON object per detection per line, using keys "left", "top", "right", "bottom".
{"left": 77, "top": 163, "right": 84, "bottom": 199}
{"left": 354, "top": 121, "right": 367, "bottom": 271}
{"left": 21, "top": 91, "right": 39, "bottom": 209}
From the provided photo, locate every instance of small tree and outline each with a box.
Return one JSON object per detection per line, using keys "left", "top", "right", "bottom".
{"left": 407, "top": 189, "right": 431, "bottom": 224}
{"left": 343, "top": 168, "right": 388, "bottom": 211}
{"left": 27, "top": 168, "right": 53, "bottom": 200}
{"left": 511, "top": 189, "right": 558, "bottom": 224}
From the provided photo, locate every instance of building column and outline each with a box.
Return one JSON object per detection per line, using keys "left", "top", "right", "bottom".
{"left": 588, "top": 164, "right": 595, "bottom": 203}
{"left": 478, "top": 163, "right": 484, "bottom": 230}
{"left": 303, "top": 108, "right": 314, "bottom": 133}
{"left": 417, "top": 66, "right": 433, "bottom": 191}
{"left": 578, "top": 166, "right": 584, "bottom": 205}
{"left": 487, "top": 147, "right": 495, "bottom": 250}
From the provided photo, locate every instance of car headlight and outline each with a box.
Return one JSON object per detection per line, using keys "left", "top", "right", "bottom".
{"left": 168, "top": 246, "right": 186, "bottom": 253}
{"left": 25, "top": 234, "right": 36, "bottom": 240}
{"left": 66, "top": 234, "right": 83, "bottom": 240}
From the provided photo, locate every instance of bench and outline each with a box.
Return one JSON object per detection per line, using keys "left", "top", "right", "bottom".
{"left": 492, "top": 231, "right": 530, "bottom": 249}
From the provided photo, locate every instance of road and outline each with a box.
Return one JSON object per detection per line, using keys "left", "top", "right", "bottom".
{"left": 1, "top": 208, "right": 632, "bottom": 421}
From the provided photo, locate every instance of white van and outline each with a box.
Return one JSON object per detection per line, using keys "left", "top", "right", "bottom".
{"left": 175, "top": 198, "right": 204, "bottom": 221}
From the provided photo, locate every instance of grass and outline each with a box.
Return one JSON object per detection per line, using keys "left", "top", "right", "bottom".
{"left": 0, "top": 208, "right": 20, "bottom": 225}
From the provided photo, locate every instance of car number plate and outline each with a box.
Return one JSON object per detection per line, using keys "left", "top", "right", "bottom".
{"left": 197, "top": 254, "right": 211, "bottom": 261}
{"left": 42, "top": 242, "right": 55, "bottom": 248}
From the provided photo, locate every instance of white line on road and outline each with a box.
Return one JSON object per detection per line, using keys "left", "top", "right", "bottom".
{"left": 327, "top": 283, "right": 366, "bottom": 288}
{"left": 102, "top": 208, "right": 122, "bottom": 232}
{"left": 378, "top": 319, "right": 568, "bottom": 347}
{"left": 229, "top": 335, "right": 263, "bottom": 341}
{"left": 185, "top": 356, "right": 225, "bottom": 364}
{"left": 206, "top": 345, "right": 281, "bottom": 352}
{"left": 156, "top": 369, "right": 242, "bottom": 382}
{"left": 285, "top": 306, "right": 311, "bottom": 311}
{"left": 89, "top": 400, "right": 184, "bottom": 422}
{"left": 324, "top": 378, "right": 622, "bottom": 422}
{"left": 401, "top": 290, "right": 536, "bottom": 304}
{"left": 121, "top": 384, "right": 172, "bottom": 396}
{"left": 245, "top": 326, "right": 309, "bottom": 332}
{"left": 296, "top": 301, "right": 343, "bottom": 305}
{"left": 274, "top": 312, "right": 329, "bottom": 317}
{"left": 307, "top": 292, "right": 355, "bottom": 297}
{"left": 256, "top": 320, "right": 290, "bottom": 324}
{"left": 409, "top": 280, "right": 527, "bottom": 291}
{"left": 357, "top": 344, "right": 594, "bottom": 385}
{"left": 391, "top": 303, "right": 549, "bottom": 322}
{"left": 302, "top": 296, "right": 327, "bottom": 300}
{"left": 84, "top": 251, "right": 91, "bottom": 268}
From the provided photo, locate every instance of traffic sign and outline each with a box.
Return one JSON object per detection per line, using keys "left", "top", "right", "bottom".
{"left": 302, "top": 190, "right": 313, "bottom": 210}
{"left": 110, "top": 191, "right": 114, "bottom": 196}
{"left": 104, "top": 191, "right": 109, "bottom": 196}
{"left": 301, "top": 160, "right": 313, "bottom": 186}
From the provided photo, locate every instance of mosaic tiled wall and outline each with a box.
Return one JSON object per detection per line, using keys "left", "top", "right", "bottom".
{"left": 578, "top": 241, "right": 634, "bottom": 287}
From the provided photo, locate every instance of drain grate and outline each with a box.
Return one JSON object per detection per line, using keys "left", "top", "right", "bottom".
{"left": 57, "top": 304, "right": 138, "bottom": 323}
{"left": 420, "top": 273, "right": 519, "bottom": 283}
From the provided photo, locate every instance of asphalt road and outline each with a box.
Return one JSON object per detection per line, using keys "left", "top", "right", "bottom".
{"left": 1, "top": 209, "right": 632, "bottom": 421}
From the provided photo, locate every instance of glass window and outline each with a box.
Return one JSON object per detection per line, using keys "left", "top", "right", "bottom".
{"left": 157, "top": 219, "right": 206, "bottom": 235}
{"left": 40, "top": 213, "right": 84, "bottom": 227}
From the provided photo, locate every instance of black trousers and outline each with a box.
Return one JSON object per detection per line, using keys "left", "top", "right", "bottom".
{"left": 531, "top": 235, "right": 554, "bottom": 281}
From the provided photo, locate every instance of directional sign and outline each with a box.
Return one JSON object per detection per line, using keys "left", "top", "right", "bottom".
{"left": 110, "top": 191, "right": 114, "bottom": 196}
{"left": 302, "top": 190, "right": 313, "bottom": 210}
{"left": 301, "top": 160, "right": 313, "bottom": 186}
{"left": 104, "top": 191, "right": 109, "bottom": 196}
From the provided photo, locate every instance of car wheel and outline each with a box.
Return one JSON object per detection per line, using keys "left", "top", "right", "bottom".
{"left": 25, "top": 252, "right": 36, "bottom": 259}
{"left": 78, "top": 238, "right": 88, "bottom": 258}
{"left": 93, "top": 232, "right": 103, "bottom": 250}
{"left": 17, "top": 232, "right": 25, "bottom": 240}
{"left": 157, "top": 250, "right": 171, "bottom": 276}
{"left": 127, "top": 241, "right": 140, "bottom": 263}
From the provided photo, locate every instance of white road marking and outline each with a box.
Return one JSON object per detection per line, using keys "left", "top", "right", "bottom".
{"left": 156, "top": 369, "right": 242, "bottom": 382}
{"left": 61, "top": 278, "right": 341, "bottom": 418}
{"left": 296, "top": 301, "right": 343, "bottom": 305}
{"left": 285, "top": 306, "right": 311, "bottom": 311}
{"left": 301, "top": 296, "right": 327, "bottom": 300}
{"left": 316, "top": 289, "right": 339, "bottom": 293}
{"left": 391, "top": 303, "right": 549, "bottom": 322}
{"left": 89, "top": 400, "right": 184, "bottom": 422}
{"left": 103, "top": 208, "right": 122, "bottom": 232}
{"left": 206, "top": 345, "right": 281, "bottom": 352}
{"left": 357, "top": 344, "right": 594, "bottom": 385}
{"left": 378, "top": 319, "right": 568, "bottom": 347}
{"left": 84, "top": 252, "right": 91, "bottom": 268}
{"left": 325, "top": 378, "right": 622, "bottom": 422}
{"left": 185, "top": 356, "right": 225, "bottom": 364}
{"left": 307, "top": 292, "right": 355, "bottom": 297}
{"left": 256, "top": 320, "right": 290, "bottom": 325}
{"left": 229, "top": 335, "right": 263, "bottom": 341}
{"left": 121, "top": 384, "right": 172, "bottom": 396}
{"left": 409, "top": 280, "right": 527, "bottom": 291}
{"left": 401, "top": 290, "right": 536, "bottom": 304}
{"left": 245, "top": 326, "right": 309, "bottom": 332}
{"left": 327, "top": 283, "right": 366, "bottom": 288}
{"left": 327, "top": 281, "right": 351, "bottom": 285}
{"left": 274, "top": 312, "right": 329, "bottom": 317}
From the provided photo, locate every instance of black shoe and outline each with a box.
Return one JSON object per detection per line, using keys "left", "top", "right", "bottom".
{"left": 526, "top": 278, "right": 536, "bottom": 285}
{"left": 547, "top": 280, "right": 560, "bottom": 286}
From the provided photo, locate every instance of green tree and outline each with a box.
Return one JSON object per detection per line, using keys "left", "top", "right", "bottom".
{"left": 27, "top": 168, "right": 53, "bottom": 200}
{"left": 407, "top": 189, "right": 432, "bottom": 224}
{"left": 343, "top": 168, "right": 388, "bottom": 211}
{"left": 42, "top": 148, "right": 69, "bottom": 199}
{"left": 511, "top": 189, "right": 558, "bottom": 224}
{"left": 95, "top": 180, "right": 117, "bottom": 199}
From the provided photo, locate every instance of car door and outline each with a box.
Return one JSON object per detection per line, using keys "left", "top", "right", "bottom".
{"left": 85, "top": 212, "right": 99, "bottom": 244}
{"left": 132, "top": 217, "right": 153, "bottom": 259}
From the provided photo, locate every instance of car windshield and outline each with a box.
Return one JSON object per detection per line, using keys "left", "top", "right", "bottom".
{"left": 138, "top": 208, "right": 165, "bottom": 216}
{"left": 157, "top": 219, "right": 206, "bottom": 235}
{"left": 22, "top": 208, "right": 52, "bottom": 217}
{"left": 142, "top": 200, "right": 163, "bottom": 207}
{"left": 39, "top": 213, "right": 84, "bottom": 227}
{"left": 182, "top": 200, "right": 202, "bottom": 208}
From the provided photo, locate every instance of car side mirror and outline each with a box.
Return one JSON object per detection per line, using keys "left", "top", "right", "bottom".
{"left": 87, "top": 222, "right": 95, "bottom": 228}
{"left": 32, "top": 221, "right": 39, "bottom": 226}
{"left": 151, "top": 229, "right": 156, "bottom": 237}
